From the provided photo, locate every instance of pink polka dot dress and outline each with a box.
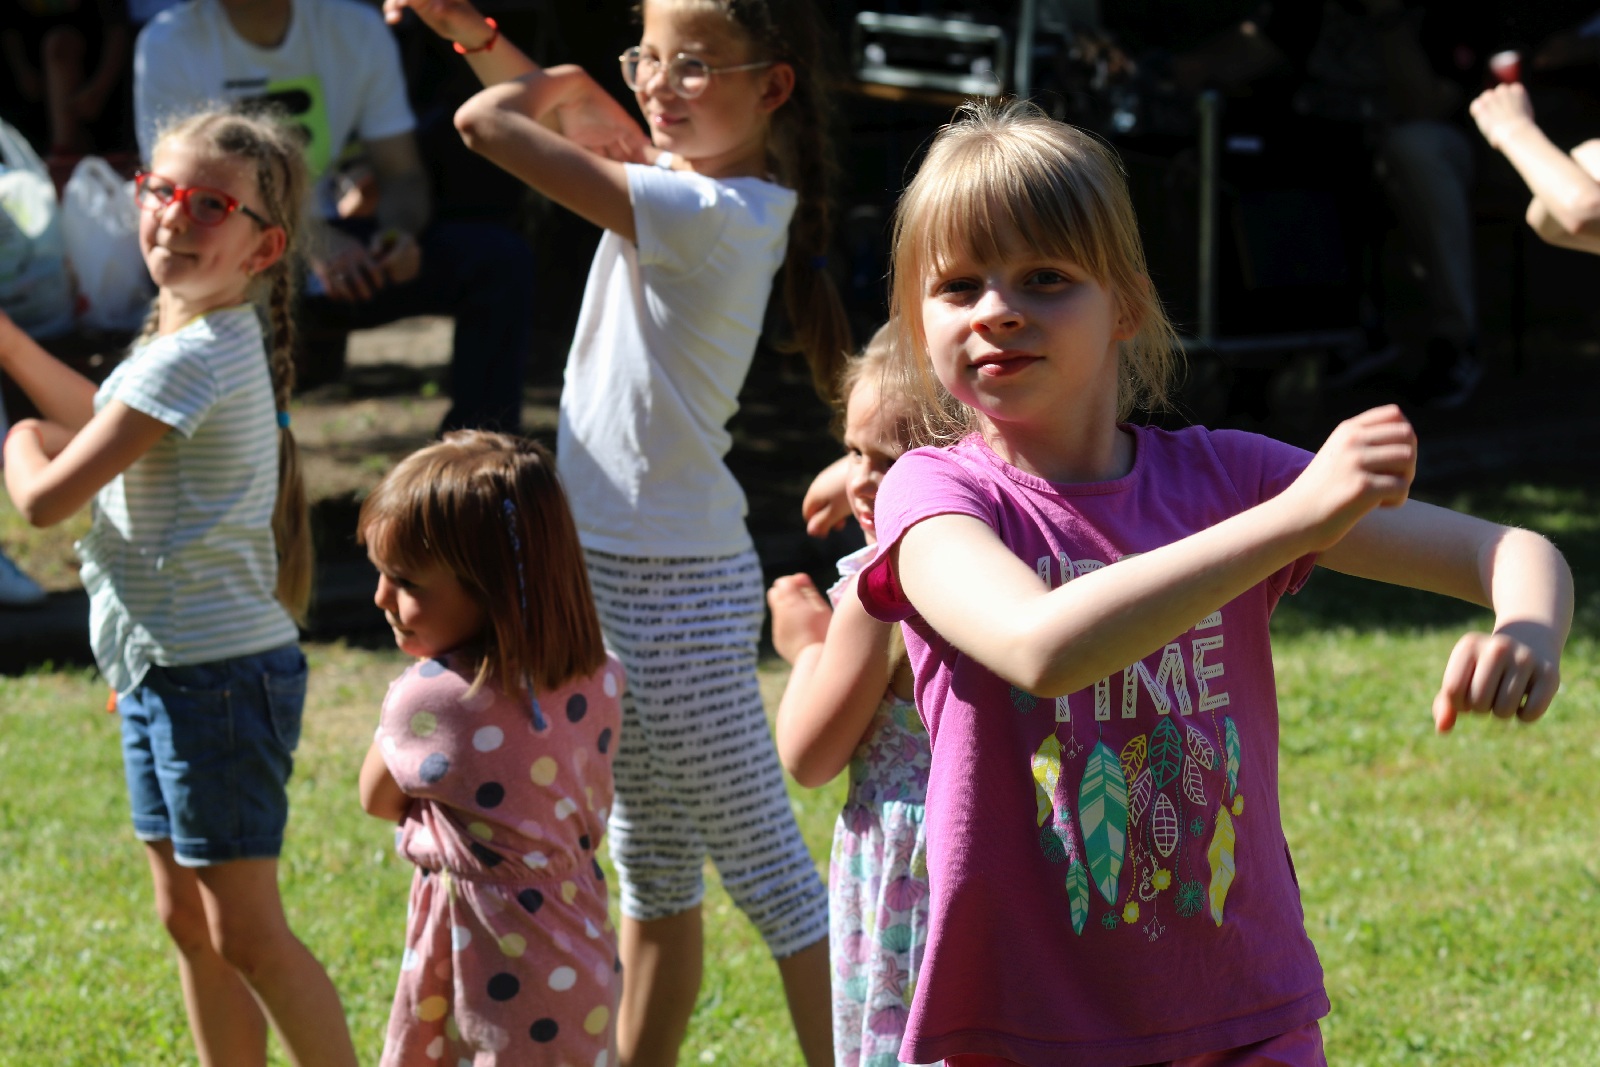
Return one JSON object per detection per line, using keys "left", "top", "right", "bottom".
{"left": 376, "top": 650, "right": 624, "bottom": 1066}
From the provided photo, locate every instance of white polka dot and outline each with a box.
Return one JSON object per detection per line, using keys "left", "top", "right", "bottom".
{"left": 479, "top": 1023, "right": 508, "bottom": 1052}
{"left": 604, "top": 672, "right": 618, "bottom": 698}
{"left": 381, "top": 733, "right": 397, "bottom": 755}
{"left": 585, "top": 918, "right": 600, "bottom": 939}
{"left": 425, "top": 1035, "right": 444, "bottom": 1059}
{"left": 523, "top": 850, "right": 549, "bottom": 869}
{"left": 549, "top": 966, "right": 577, "bottom": 991}
{"left": 452, "top": 925, "right": 472, "bottom": 950}
{"left": 554, "top": 797, "right": 578, "bottom": 820}
{"left": 595, "top": 1051, "right": 609, "bottom": 1067}
{"left": 401, "top": 947, "right": 420, "bottom": 971}
{"left": 472, "top": 725, "right": 504, "bottom": 752}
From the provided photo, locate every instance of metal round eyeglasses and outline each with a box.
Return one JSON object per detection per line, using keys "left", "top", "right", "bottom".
{"left": 134, "top": 172, "right": 271, "bottom": 228}
{"left": 618, "top": 46, "right": 772, "bottom": 98}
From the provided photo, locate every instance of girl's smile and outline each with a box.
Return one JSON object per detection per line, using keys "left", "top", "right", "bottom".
{"left": 632, "top": 0, "right": 792, "bottom": 179}
{"left": 842, "top": 377, "right": 907, "bottom": 543}
{"left": 370, "top": 549, "right": 487, "bottom": 660}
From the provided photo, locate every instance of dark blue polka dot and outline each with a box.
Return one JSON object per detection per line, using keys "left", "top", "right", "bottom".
{"left": 419, "top": 753, "right": 450, "bottom": 783}
{"left": 593, "top": 858, "right": 605, "bottom": 881}
{"left": 419, "top": 658, "right": 446, "bottom": 677}
{"left": 597, "top": 728, "right": 612, "bottom": 754}
{"left": 487, "top": 973, "right": 520, "bottom": 1001}
{"left": 566, "top": 693, "right": 587, "bottom": 723}
{"left": 517, "top": 888, "right": 544, "bottom": 914}
{"left": 469, "top": 842, "right": 503, "bottom": 868}
{"left": 579, "top": 834, "right": 591, "bottom": 851}
{"left": 613, "top": 956, "right": 622, "bottom": 973}
{"left": 529, "top": 1018, "right": 559, "bottom": 1042}
{"left": 476, "top": 782, "right": 505, "bottom": 808}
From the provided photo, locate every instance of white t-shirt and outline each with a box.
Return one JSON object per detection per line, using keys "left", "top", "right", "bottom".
{"left": 80, "top": 306, "right": 299, "bottom": 693}
{"left": 133, "top": 0, "right": 414, "bottom": 216}
{"left": 558, "top": 160, "right": 796, "bottom": 558}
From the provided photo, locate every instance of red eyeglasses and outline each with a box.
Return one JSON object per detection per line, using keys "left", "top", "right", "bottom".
{"left": 134, "top": 172, "right": 272, "bottom": 228}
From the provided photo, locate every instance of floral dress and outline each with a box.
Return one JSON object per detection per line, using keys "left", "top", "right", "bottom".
{"left": 376, "top": 651, "right": 624, "bottom": 1066}
{"left": 827, "top": 547, "right": 937, "bottom": 1067}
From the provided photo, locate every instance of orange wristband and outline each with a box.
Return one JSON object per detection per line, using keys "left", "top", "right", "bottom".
{"left": 453, "top": 17, "right": 499, "bottom": 55}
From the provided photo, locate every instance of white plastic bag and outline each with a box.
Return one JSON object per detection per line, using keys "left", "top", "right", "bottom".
{"left": 62, "top": 156, "right": 154, "bottom": 332}
{"left": 0, "top": 119, "right": 74, "bottom": 339}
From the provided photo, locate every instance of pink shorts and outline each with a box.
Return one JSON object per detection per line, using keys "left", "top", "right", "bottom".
{"left": 945, "top": 1020, "right": 1326, "bottom": 1067}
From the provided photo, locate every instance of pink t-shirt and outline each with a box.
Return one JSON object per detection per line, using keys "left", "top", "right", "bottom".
{"left": 859, "top": 426, "right": 1328, "bottom": 1066}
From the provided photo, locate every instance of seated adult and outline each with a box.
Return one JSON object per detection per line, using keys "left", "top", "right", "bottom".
{"left": 133, "top": 0, "right": 536, "bottom": 433}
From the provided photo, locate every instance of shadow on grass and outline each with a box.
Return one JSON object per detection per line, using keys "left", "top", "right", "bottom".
{"left": 1274, "top": 468, "right": 1599, "bottom": 641}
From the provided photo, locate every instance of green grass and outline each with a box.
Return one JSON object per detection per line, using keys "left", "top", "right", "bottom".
{"left": 0, "top": 477, "right": 1595, "bottom": 1064}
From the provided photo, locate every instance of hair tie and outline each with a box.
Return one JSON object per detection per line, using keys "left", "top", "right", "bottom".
{"left": 809, "top": 255, "right": 828, "bottom": 270}
{"left": 276, "top": 410, "right": 291, "bottom": 428}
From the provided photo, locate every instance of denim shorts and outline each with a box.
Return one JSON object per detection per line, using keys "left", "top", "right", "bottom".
{"left": 118, "top": 643, "right": 307, "bottom": 867}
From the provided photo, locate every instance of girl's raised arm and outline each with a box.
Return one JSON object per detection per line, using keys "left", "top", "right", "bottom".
{"left": 387, "top": 0, "right": 648, "bottom": 240}
{"left": 895, "top": 406, "right": 1418, "bottom": 698}
{"left": 769, "top": 574, "right": 895, "bottom": 788}
{"left": 1318, "top": 500, "right": 1572, "bottom": 731}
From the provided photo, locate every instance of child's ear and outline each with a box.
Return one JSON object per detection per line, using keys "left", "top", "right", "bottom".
{"left": 246, "top": 225, "right": 289, "bottom": 277}
{"left": 758, "top": 62, "right": 796, "bottom": 115}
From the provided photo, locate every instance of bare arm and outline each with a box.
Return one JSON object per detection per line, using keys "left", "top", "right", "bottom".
{"left": 895, "top": 406, "right": 1417, "bottom": 698}
{"left": 0, "top": 312, "right": 100, "bottom": 430}
{"left": 359, "top": 739, "right": 411, "bottom": 822}
{"left": 1472, "top": 84, "right": 1600, "bottom": 246}
{"left": 454, "top": 69, "right": 643, "bottom": 240}
{"left": 4, "top": 401, "right": 170, "bottom": 527}
{"left": 769, "top": 574, "right": 893, "bottom": 787}
{"left": 1318, "top": 501, "right": 1572, "bottom": 730}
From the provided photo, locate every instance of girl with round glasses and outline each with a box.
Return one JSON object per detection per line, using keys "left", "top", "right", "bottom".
{"left": 382, "top": 0, "right": 846, "bottom": 1063}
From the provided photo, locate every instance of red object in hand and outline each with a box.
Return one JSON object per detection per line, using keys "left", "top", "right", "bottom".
{"left": 1490, "top": 49, "right": 1521, "bottom": 84}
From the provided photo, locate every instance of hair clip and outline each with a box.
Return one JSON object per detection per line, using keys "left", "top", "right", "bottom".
{"left": 276, "top": 410, "right": 291, "bottom": 428}
{"left": 501, "top": 498, "right": 547, "bottom": 729}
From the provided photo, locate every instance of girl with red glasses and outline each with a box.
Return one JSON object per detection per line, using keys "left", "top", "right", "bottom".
{"left": 0, "top": 105, "right": 358, "bottom": 1067}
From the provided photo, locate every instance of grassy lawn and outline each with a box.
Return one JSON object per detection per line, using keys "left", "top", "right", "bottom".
{"left": 1, "top": 477, "right": 1595, "bottom": 1065}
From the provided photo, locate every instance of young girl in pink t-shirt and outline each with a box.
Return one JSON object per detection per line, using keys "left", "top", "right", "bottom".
{"left": 854, "top": 102, "right": 1574, "bottom": 1067}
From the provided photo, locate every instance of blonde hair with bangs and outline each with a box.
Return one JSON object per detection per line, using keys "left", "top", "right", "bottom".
{"left": 357, "top": 432, "right": 606, "bottom": 701}
{"left": 887, "top": 100, "right": 1181, "bottom": 443}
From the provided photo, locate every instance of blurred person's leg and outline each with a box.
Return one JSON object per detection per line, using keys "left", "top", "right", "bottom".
{"left": 1378, "top": 120, "right": 1483, "bottom": 407}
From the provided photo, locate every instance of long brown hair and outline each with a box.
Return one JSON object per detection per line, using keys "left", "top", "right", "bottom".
{"left": 652, "top": 0, "right": 852, "bottom": 402}
{"left": 357, "top": 432, "right": 607, "bottom": 698}
{"left": 145, "top": 105, "right": 314, "bottom": 620}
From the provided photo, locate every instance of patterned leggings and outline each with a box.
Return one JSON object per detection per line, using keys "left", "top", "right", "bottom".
{"left": 585, "top": 547, "right": 829, "bottom": 958}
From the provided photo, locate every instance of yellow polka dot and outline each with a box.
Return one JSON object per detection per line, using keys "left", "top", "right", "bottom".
{"left": 410, "top": 711, "right": 438, "bottom": 738}
{"left": 561, "top": 880, "right": 578, "bottom": 904}
{"left": 584, "top": 1005, "right": 610, "bottom": 1036}
{"left": 416, "top": 995, "right": 448, "bottom": 1022}
{"left": 499, "top": 933, "right": 527, "bottom": 958}
{"left": 1232, "top": 795, "right": 1245, "bottom": 816}
{"left": 530, "top": 757, "right": 558, "bottom": 786}
{"left": 470, "top": 821, "right": 493, "bottom": 841}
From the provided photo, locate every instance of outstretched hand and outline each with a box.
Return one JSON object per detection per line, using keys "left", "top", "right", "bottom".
{"left": 767, "top": 573, "right": 832, "bottom": 665}
{"left": 382, "top": 0, "right": 483, "bottom": 41}
{"left": 1281, "top": 404, "right": 1416, "bottom": 552}
{"left": 1432, "top": 623, "right": 1562, "bottom": 733}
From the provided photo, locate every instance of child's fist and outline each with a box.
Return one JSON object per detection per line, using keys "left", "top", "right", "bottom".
{"left": 1288, "top": 404, "right": 1416, "bottom": 550}
{"left": 767, "top": 573, "right": 832, "bottom": 664}
{"left": 1432, "top": 624, "right": 1562, "bottom": 732}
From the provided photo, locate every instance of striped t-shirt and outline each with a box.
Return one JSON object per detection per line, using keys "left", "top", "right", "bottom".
{"left": 79, "top": 304, "right": 298, "bottom": 693}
